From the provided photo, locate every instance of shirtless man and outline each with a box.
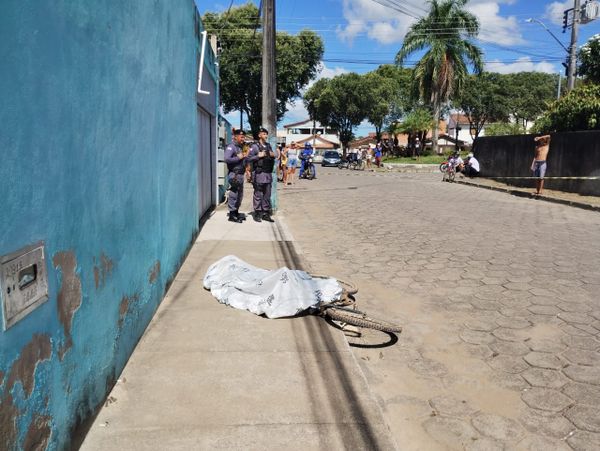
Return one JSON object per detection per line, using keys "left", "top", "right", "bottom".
{"left": 532, "top": 134, "right": 551, "bottom": 195}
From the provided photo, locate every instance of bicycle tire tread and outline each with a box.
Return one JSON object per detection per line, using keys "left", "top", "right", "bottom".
{"left": 325, "top": 308, "right": 402, "bottom": 333}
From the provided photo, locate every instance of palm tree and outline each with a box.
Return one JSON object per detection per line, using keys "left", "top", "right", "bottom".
{"left": 396, "top": 0, "right": 483, "bottom": 154}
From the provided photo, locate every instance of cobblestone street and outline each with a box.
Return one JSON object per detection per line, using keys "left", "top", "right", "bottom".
{"left": 279, "top": 169, "right": 600, "bottom": 450}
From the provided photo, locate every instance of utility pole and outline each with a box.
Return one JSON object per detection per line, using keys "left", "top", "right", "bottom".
{"left": 262, "top": 0, "right": 278, "bottom": 211}
{"left": 567, "top": 0, "right": 581, "bottom": 90}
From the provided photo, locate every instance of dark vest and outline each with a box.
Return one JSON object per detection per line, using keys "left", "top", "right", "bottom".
{"left": 227, "top": 143, "right": 246, "bottom": 174}
{"left": 254, "top": 142, "right": 275, "bottom": 174}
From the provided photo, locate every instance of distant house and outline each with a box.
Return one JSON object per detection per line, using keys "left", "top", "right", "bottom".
{"left": 278, "top": 119, "right": 340, "bottom": 154}
{"left": 447, "top": 113, "right": 484, "bottom": 145}
{"left": 349, "top": 132, "right": 396, "bottom": 149}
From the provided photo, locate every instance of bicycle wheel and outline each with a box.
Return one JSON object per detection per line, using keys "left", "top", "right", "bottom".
{"left": 324, "top": 307, "right": 402, "bottom": 333}
{"left": 439, "top": 163, "right": 448, "bottom": 173}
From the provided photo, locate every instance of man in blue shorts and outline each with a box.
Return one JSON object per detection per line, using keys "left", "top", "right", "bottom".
{"left": 531, "top": 134, "right": 551, "bottom": 195}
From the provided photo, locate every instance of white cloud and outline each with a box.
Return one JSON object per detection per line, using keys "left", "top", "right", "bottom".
{"left": 317, "top": 64, "right": 350, "bottom": 81}
{"left": 545, "top": 1, "right": 572, "bottom": 26}
{"left": 336, "top": 0, "right": 416, "bottom": 45}
{"left": 485, "top": 57, "right": 557, "bottom": 74}
{"left": 467, "top": 1, "right": 525, "bottom": 46}
{"left": 337, "top": 0, "right": 523, "bottom": 47}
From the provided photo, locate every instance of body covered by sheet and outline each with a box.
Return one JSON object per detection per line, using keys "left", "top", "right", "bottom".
{"left": 203, "top": 255, "right": 342, "bottom": 318}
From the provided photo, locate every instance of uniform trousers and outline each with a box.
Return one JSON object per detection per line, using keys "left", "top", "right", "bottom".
{"left": 228, "top": 173, "right": 245, "bottom": 212}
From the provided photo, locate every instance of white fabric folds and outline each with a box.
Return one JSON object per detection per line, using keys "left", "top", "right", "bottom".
{"left": 203, "top": 255, "right": 342, "bottom": 318}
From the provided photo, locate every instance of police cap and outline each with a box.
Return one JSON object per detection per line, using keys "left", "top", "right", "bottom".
{"left": 259, "top": 127, "right": 269, "bottom": 134}
{"left": 233, "top": 129, "right": 245, "bottom": 136}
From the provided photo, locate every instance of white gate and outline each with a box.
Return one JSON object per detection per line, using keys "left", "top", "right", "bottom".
{"left": 197, "top": 107, "right": 215, "bottom": 218}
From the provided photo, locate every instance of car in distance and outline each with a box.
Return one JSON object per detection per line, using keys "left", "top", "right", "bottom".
{"left": 321, "top": 150, "right": 342, "bottom": 167}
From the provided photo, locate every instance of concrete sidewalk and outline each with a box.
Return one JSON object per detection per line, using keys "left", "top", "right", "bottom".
{"left": 81, "top": 196, "right": 396, "bottom": 450}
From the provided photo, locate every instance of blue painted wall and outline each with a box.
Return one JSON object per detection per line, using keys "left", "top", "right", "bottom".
{"left": 0, "top": 1, "right": 215, "bottom": 448}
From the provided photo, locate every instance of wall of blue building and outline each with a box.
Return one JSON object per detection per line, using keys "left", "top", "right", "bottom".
{"left": 0, "top": 1, "right": 213, "bottom": 448}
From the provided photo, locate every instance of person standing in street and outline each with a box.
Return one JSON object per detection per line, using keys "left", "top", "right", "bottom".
{"left": 224, "top": 129, "right": 248, "bottom": 223}
{"left": 247, "top": 127, "right": 276, "bottom": 222}
{"left": 374, "top": 145, "right": 382, "bottom": 168}
{"left": 532, "top": 134, "right": 551, "bottom": 195}
{"left": 286, "top": 142, "right": 299, "bottom": 185}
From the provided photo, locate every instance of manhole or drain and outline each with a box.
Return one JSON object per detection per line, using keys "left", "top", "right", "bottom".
{"left": 348, "top": 186, "right": 358, "bottom": 190}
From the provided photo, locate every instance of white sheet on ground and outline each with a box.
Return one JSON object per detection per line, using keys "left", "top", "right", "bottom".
{"left": 203, "top": 255, "right": 342, "bottom": 318}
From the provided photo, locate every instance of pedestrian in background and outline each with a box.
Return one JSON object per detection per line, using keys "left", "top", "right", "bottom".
{"left": 463, "top": 152, "right": 480, "bottom": 177}
{"left": 224, "top": 129, "right": 248, "bottom": 223}
{"left": 280, "top": 145, "right": 288, "bottom": 185}
{"left": 247, "top": 127, "right": 276, "bottom": 222}
{"left": 374, "top": 145, "right": 382, "bottom": 168}
{"left": 532, "top": 134, "right": 551, "bottom": 195}
{"left": 286, "top": 142, "right": 298, "bottom": 185}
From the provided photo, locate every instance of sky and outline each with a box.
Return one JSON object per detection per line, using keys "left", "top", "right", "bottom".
{"left": 198, "top": 0, "right": 600, "bottom": 136}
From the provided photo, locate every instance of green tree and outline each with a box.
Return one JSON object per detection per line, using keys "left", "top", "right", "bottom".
{"left": 392, "top": 108, "right": 434, "bottom": 157}
{"left": 203, "top": 3, "right": 323, "bottom": 136}
{"left": 395, "top": 0, "right": 483, "bottom": 154}
{"left": 533, "top": 84, "right": 600, "bottom": 133}
{"left": 304, "top": 73, "right": 368, "bottom": 154}
{"left": 579, "top": 33, "right": 600, "bottom": 84}
{"left": 503, "top": 72, "right": 558, "bottom": 128}
{"left": 484, "top": 122, "right": 527, "bottom": 136}
{"left": 456, "top": 72, "right": 509, "bottom": 145}
{"left": 373, "top": 65, "right": 417, "bottom": 131}
{"left": 363, "top": 71, "right": 398, "bottom": 142}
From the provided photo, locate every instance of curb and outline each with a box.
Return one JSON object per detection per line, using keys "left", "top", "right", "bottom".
{"left": 456, "top": 179, "right": 600, "bottom": 213}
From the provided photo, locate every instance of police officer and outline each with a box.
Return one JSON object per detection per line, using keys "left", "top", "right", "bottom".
{"left": 224, "top": 129, "right": 247, "bottom": 223}
{"left": 247, "top": 127, "right": 275, "bottom": 222}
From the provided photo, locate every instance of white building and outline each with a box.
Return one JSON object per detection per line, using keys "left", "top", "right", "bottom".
{"left": 447, "top": 113, "right": 482, "bottom": 145}
{"left": 277, "top": 119, "right": 340, "bottom": 154}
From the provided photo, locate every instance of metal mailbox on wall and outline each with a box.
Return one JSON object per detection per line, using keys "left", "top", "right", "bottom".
{"left": 0, "top": 242, "right": 49, "bottom": 330}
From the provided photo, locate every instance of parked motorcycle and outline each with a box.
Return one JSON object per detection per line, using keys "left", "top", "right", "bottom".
{"left": 300, "top": 156, "right": 315, "bottom": 180}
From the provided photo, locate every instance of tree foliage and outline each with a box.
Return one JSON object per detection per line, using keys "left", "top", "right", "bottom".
{"left": 363, "top": 71, "right": 399, "bottom": 142}
{"left": 533, "top": 84, "right": 600, "bottom": 133}
{"left": 503, "top": 72, "right": 558, "bottom": 127}
{"left": 304, "top": 73, "right": 368, "bottom": 153}
{"left": 396, "top": 0, "right": 483, "bottom": 153}
{"left": 456, "top": 72, "right": 509, "bottom": 142}
{"left": 484, "top": 122, "right": 527, "bottom": 136}
{"left": 392, "top": 108, "right": 434, "bottom": 156}
{"left": 579, "top": 33, "right": 600, "bottom": 84}
{"left": 202, "top": 3, "right": 323, "bottom": 136}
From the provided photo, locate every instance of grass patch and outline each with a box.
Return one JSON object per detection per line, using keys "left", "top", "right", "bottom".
{"left": 383, "top": 155, "right": 447, "bottom": 164}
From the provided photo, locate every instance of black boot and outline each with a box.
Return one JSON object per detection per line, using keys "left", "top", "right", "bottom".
{"left": 236, "top": 211, "right": 247, "bottom": 221}
{"left": 228, "top": 212, "right": 243, "bottom": 223}
{"left": 262, "top": 213, "right": 274, "bottom": 222}
{"left": 252, "top": 211, "right": 262, "bottom": 222}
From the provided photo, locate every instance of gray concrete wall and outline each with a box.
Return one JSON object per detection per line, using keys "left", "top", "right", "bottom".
{"left": 474, "top": 131, "right": 600, "bottom": 195}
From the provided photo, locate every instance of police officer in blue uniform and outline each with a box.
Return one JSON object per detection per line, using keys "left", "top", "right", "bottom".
{"left": 247, "top": 127, "right": 275, "bottom": 222}
{"left": 224, "top": 129, "right": 247, "bottom": 223}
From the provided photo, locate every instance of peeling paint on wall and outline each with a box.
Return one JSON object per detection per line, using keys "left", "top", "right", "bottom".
{"left": 7, "top": 334, "right": 52, "bottom": 397}
{"left": 118, "top": 293, "right": 140, "bottom": 328}
{"left": 23, "top": 413, "right": 51, "bottom": 451}
{"left": 53, "top": 252, "right": 82, "bottom": 359}
{"left": 0, "top": 395, "right": 19, "bottom": 448}
{"left": 0, "top": 334, "right": 51, "bottom": 449}
{"left": 148, "top": 261, "right": 161, "bottom": 284}
{"left": 93, "top": 253, "right": 114, "bottom": 289}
